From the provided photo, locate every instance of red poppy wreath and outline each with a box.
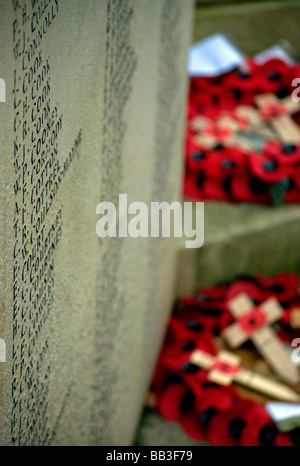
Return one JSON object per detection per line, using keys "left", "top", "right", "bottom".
{"left": 149, "top": 273, "right": 300, "bottom": 446}
{"left": 184, "top": 58, "right": 300, "bottom": 205}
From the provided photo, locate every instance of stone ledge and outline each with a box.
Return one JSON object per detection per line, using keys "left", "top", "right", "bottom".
{"left": 177, "top": 201, "right": 300, "bottom": 296}
{"left": 135, "top": 409, "right": 209, "bottom": 446}
{"left": 196, "top": 0, "right": 286, "bottom": 5}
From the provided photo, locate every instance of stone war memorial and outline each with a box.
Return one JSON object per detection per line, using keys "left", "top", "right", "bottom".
{"left": 0, "top": 0, "right": 194, "bottom": 445}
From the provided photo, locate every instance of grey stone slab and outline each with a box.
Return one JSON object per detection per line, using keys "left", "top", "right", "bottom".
{"left": 0, "top": 0, "right": 194, "bottom": 446}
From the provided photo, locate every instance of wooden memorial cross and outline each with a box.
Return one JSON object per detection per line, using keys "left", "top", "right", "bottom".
{"left": 191, "top": 93, "right": 300, "bottom": 151}
{"left": 255, "top": 93, "right": 300, "bottom": 145}
{"left": 234, "top": 105, "right": 275, "bottom": 142}
{"left": 190, "top": 114, "right": 253, "bottom": 152}
{"left": 190, "top": 349, "right": 300, "bottom": 402}
{"left": 222, "top": 293, "right": 300, "bottom": 385}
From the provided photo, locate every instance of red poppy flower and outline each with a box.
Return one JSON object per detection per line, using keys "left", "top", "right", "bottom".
{"left": 182, "top": 368, "right": 214, "bottom": 400}
{"left": 211, "top": 358, "right": 241, "bottom": 375}
{"left": 178, "top": 298, "right": 232, "bottom": 336}
{"left": 195, "top": 284, "right": 228, "bottom": 302}
{"left": 244, "top": 57, "right": 261, "bottom": 77}
{"left": 208, "top": 399, "right": 257, "bottom": 446}
{"left": 237, "top": 307, "right": 267, "bottom": 335}
{"left": 226, "top": 279, "right": 269, "bottom": 303}
{"left": 167, "top": 318, "right": 215, "bottom": 353}
{"left": 263, "top": 142, "right": 300, "bottom": 166}
{"left": 203, "top": 121, "right": 233, "bottom": 141}
{"left": 214, "top": 91, "right": 238, "bottom": 113}
{"left": 150, "top": 363, "right": 182, "bottom": 398}
{"left": 195, "top": 385, "right": 239, "bottom": 414}
{"left": 223, "top": 69, "right": 260, "bottom": 93}
{"left": 188, "top": 96, "right": 212, "bottom": 120}
{"left": 259, "top": 101, "right": 287, "bottom": 120}
{"left": 173, "top": 313, "right": 218, "bottom": 335}
{"left": 178, "top": 295, "right": 225, "bottom": 314}
{"left": 255, "top": 59, "right": 291, "bottom": 93}
{"left": 162, "top": 353, "right": 223, "bottom": 402}
{"left": 237, "top": 91, "right": 257, "bottom": 107}
{"left": 294, "top": 166, "right": 300, "bottom": 189}
{"left": 183, "top": 168, "right": 207, "bottom": 201}
{"left": 179, "top": 411, "right": 206, "bottom": 441}
{"left": 158, "top": 339, "right": 215, "bottom": 377}
{"left": 275, "top": 433, "right": 294, "bottom": 446}
{"left": 189, "top": 77, "right": 208, "bottom": 93}
{"left": 189, "top": 93, "right": 216, "bottom": 117}
{"left": 189, "top": 77, "right": 225, "bottom": 117}
{"left": 185, "top": 165, "right": 235, "bottom": 202}
{"left": 265, "top": 272, "right": 299, "bottom": 302}
{"left": 285, "top": 181, "right": 300, "bottom": 203}
{"left": 177, "top": 296, "right": 232, "bottom": 333}
{"left": 231, "top": 174, "right": 273, "bottom": 204}
{"left": 202, "top": 175, "right": 235, "bottom": 202}
{"left": 202, "top": 147, "right": 248, "bottom": 179}
{"left": 185, "top": 138, "right": 209, "bottom": 171}
{"left": 202, "top": 104, "right": 227, "bottom": 121}
{"left": 240, "top": 404, "right": 278, "bottom": 446}
{"left": 249, "top": 152, "right": 291, "bottom": 183}
{"left": 290, "top": 63, "right": 300, "bottom": 80}
{"left": 156, "top": 382, "right": 191, "bottom": 421}
{"left": 192, "top": 76, "right": 225, "bottom": 97}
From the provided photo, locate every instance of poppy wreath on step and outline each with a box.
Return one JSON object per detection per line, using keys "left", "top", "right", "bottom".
{"left": 150, "top": 273, "right": 300, "bottom": 446}
{"left": 185, "top": 58, "right": 300, "bottom": 205}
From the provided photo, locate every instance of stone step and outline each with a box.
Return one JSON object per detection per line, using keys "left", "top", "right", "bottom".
{"left": 196, "top": 0, "right": 286, "bottom": 5}
{"left": 177, "top": 201, "right": 300, "bottom": 296}
{"left": 193, "top": 1, "right": 300, "bottom": 60}
{"left": 135, "top": 409, "right": 209, "bottom": 446}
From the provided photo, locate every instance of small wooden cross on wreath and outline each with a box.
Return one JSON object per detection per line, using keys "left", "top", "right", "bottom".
{"left": 222, "top": 293, "right": 299, "bottom": 385}
{"left": 190, "top": 349, "right": 300, "bottom": 402}
{"left": 191, "top": 93, "right": 300, "bottom": 150}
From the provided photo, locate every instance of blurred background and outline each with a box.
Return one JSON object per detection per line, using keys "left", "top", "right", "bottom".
{"left": 194, "top": 0, "right": 300, "bottom": 60}
{"left": 136, "top": 0, "right": 300, "bottom": 446}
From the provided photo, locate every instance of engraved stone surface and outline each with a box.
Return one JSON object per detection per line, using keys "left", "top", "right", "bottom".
{"left": 0, "top": 0, "right": 194, "bottom": 445}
